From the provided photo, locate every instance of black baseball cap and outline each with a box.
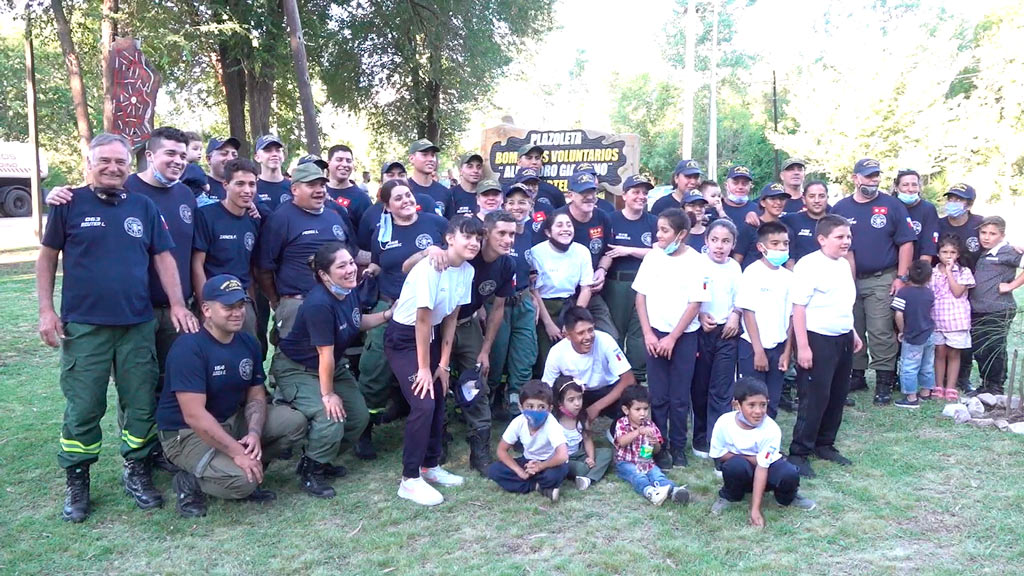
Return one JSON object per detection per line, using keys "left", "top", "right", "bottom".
{"left": 206, "top": 137, "right": 241, "bottom": 156}
{"left": 202, "top": 274, "right": 250, "bottom": 305}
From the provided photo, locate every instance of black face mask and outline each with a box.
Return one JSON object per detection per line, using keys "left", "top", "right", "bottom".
{"left": 548, "top": 237, "right": 573, "bottom": 253}
{"left": 94, "top": 187, "right": 127, "bottom": 205}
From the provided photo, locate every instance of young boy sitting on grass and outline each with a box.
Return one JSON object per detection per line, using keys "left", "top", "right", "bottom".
{"left": 613, "top": 385, "right": 689, "bottom": 506}
{"left": 709, "top": 377, "right": 816, "bottom": 527}
{"left": 487, "top": 380, "right": 569, "bottom": 502}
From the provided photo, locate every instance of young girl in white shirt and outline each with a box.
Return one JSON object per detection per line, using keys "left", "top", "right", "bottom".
{"left": 553, "top": 377, "right": 613, "bottom": 490}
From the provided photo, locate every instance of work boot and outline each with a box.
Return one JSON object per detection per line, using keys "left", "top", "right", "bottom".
{"left": 299, "top": 456, "right": 336, "bottom": 499}
{"left": 354, "top": 422, "right": 377, "bottom": 461}
{"left": 149, "top": 444, "right": 180, "bottom": 474}
{"left": 850, "top": 369, "right": 868, "bottom": 392}
{"left": 62, "top": 464, "right": 91, "bottom": 523}
{"left": 653, "top": 449, "right": 673, "bottom": 470}
{"left": 467, "top": 427, "right": 493, "bottom": 476}
{"left": 243, "top": 487, "right": 277, "bottom": 502}
{"left": 171, "top": 470, "right": 207, "bottom": 518}
{"left": 295, "top": 456, "right": 347, "bottom": 479}
{"left": 123, "top": 458, "right": 164, "bottom": 510}
{"left": 873, "top": 370, "right": 894, "bottom": 406}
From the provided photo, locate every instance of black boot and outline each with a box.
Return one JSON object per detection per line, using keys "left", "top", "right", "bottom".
{"left": 468, "top": 427, "right": 493, "bottom": 476}
{"left": 171, "top": 470, "right": 207, "bottom": 518}
{"left": 123, "top": 458, "right": 164, "bottom": 510}
{"left": 850, "top": 369, "right": 868, "bottom": 392}
{"left": 873, "top": 370, "right": 894, "bottom": 406}
{"left": 299, "top": 456, "right": 336, "bottom": 499}
{"left": 62, "top": 464, "right": 91, "bottom": 523}
{"left": 295, "top": 456, "right": 347, "bottom": 478}
{"left": 439, "top": 425, "right": 452, "bottom": 466}
{"left": 149, "top": 444, "right": 180, "bottom": 474}
{"left": 354, "top": 422, "right": 378, "bottom": 461}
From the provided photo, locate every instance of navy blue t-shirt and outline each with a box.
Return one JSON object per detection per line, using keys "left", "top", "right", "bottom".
{"left": 409, "top": 179, "right": 453, "bottom": 219}
{"left": 685, "top": 229, "right": 708, "bottom": 255}
{"left": 509, "top": 230, "right": 536, "bottom": 293}
{"left": 782, "top": 211, "right": 825, "bottom": 262}
{"left": 891, "top": 285, "right": 935, "bottom": 345}
{"left": 370, "top": 213, "right": 449, "bottom": 300}
{"left": 782, "top": 196, "right": 805, "bottom": 216}
{"left": 536, "top": 180, "right": 567, "bottom": 210}
{"left": 596, "top": 197, "right": 616, "bottom": 213}
{"left": 279, "top": 283, "right": 362, "bottom": 370}
{"left": 356, "top": 193, "right": 435, "bottom": 252}
{"left": 559, "top": 207, "right": 611, "bottom": 268}
{"left": 42, "top": 186, "right": 173, "bottom": 325}
{"left": 327, "top": 183, "right": 372, "bottom": 230}
{"left": 905, "top": 198, "right": 940, "bottom": 260}
{"left": 156, "top": 329, "right": 265, "bottom": 430}
{"left": 182, "top": 163, "right": 208, "bottom": 198}
{"left": 126, "top": 174, "right": 195, "bottom": 306}
{"left": 459, "top": 253, "right": 517, "bottom": 319}
{"left": 257, "top": 178, "right": 292, "bottom": 212}
{"left": 525, "top": 207, "right": 554, "bottom": 246}
{"left": 735, "top": 218, "right": 791, "bottom": 270}
{"left": 832, "top": 194, "right": 916, "bottom": 275}
{"left": 939, "top": 213, "right": 985, "bottom": 270}
{"left": 450, "top": 185, "right": 478, "bottom": 218}
{"left": 257, "top": 202, "right": 351, "bottom": 297}
{"left": 607, "top": 210, "right": 657, "bottom": 274}
{"left": 206, "top": 177, "right": 226, "bottom": 203}
{"left": 722, "top": 201, "right": 758, "bottom": 224}
{"left": 651, "top": 192, "right": 683, "bottom": 216}
{"left": 193, "top": 202, "right": 260, "bottom": 289}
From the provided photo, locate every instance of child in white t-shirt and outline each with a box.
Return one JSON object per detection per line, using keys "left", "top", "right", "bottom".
{"left": 709, "top": 377, "right": 815, "bottom": 527}
{"left": 487, "top": 380, "right": 569, "bottom": 502}
{"left": 553, "top": 377, "right": 613, "bottom": 490}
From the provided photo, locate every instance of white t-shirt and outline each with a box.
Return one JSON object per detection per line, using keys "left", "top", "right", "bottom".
{"left": 632, "top": 247, "right": 710, "bottom": 333}
{"left": 531, "top": 241, "right": 594, "bottom": 299}
{"left": 560, "top": 421, "right": 584, "bottom": 454}
{"left": 700, "top": 255, "right": 742, "bottom": 323}
{"left": 542, "top": 330, "right": 631, "bottom": 391}
{"left": 737, "top": 259, "right": 793, "bottom": 349}
{"left": 502, "top": 412, "right": 567, "bottom": 461}
{"left": 392, "top": 258, "right": 474, "bottom": 326}
{"left": 708, "top": 410, "right": 783, "bottom": 468}
{"left": 790, "top": 250, "right": 855, "bottom": 336}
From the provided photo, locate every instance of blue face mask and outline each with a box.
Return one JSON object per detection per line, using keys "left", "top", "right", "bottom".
{"left": 946, "top": 201, "right": 967, "bottom": 218}
{"left": 726, "top": 193, "right": 748, "bottom": 205}
{"left": 377, "top": 212, "right": 394, "bottom": 244}
{"left": 522, "top": 409, "right": 548, "bottom": 429}
{"left": 736, "top": 410, "right": 759, "bottom": 428}
{"left": 326, "top": 280, "right": 351, "bottom": 298}
{"left": 151, "top": 167, "right": 179, "bottom": 188}
{"left": 765, "top": 249, "right": 789, "bottom": 267}
{"left": 663, "top": 233, "right": 684, "bottom": 255}
{"left": 897, "top": 192, "right": 919, "bottom": 206}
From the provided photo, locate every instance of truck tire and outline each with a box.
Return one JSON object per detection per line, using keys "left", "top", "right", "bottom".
{"left": 1, "top": 186, "right": 31, "bottom": 217}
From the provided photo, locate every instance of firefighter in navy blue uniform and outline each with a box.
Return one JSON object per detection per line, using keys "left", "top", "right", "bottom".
{"left": 783, "top": 180, "right": 832, "bottom": 262}
{"left": 38, "top": 133, "right": 198, "bottom": 522}
{"left": 734, "top": 183, "right": 791, "bottom": 269}
{"left": 831, "top": 159, "right": 917, "bottom": 405}
{"left": 325, "top": 144, "right": 372, "bottom": 230}
{"left": 557, "top": 172, "right": 619, "bottom": 340}
{"left": 720, "top": 165, "right": 758, "bottom": 224}
{"left": 512, "top": 167, "right": 555, "bottom": 245}
{"left": 253, "top": 134, "right": 292, "bottom": 211}
{"left": 893, "top": 169, "right": 940, "bottom": 261}
{"left": 573, "top": 162, "right": 616, "bottom": 213}
{"left": 651, "top": 160, "right": 703, "bottom": 216}
{"left": 683, "top": 191, "right": 710, "bottom": 254}
{"left": 517, "top": 143, "right": 567, "bottom": 210}
{"left": 201, "top": 137, "right": 240, "bottom": 206}
{"left": 357, "top": 168, "right": 435, "bottom": 253}
{"left": 603, "top": 174, "right": 658, "bottom": 379}
{"left": 407, "top": 139, "right": 454, "bottom": 218}
{"left": 779, "top": 157, "right": 808, "bottom": 215}
{"left": 451, "top": 152, "right": 485, "bottom": 217}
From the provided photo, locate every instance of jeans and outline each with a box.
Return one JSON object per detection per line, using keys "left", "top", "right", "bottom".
{"left": 899, "top": 338, "right": 936, "bottom": 395}
{"left": 615, "top": 461, "right": 677, "bottom": 496}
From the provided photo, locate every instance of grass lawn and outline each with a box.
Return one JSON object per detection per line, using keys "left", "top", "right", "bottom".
{"left": 2, "top": 259, "right": 1024, "bottom": 575}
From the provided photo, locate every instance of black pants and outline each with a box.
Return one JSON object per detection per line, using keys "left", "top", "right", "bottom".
{"left": 972, "top": 309, "right": 1016, "bottom": 388}
{"left": 718, "top": 456, "right": 799, "bottom": 505}
{"left": 254, "top": 289, "right": 272, "bottom": 361}
{"left": 384, "top": 321, "right": 443, "bottom": 479}
{"left": 692, "top": 326, "right": 738, "bottom": 451}
{"left": 789, "top": 331, "right": 853, "bottom": 458}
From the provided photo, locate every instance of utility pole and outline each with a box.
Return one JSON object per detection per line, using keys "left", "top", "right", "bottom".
{"left": 708, "top": 0, "right": 718, "bottom": 181}
{"left": 772, "top": 70, "right": 780, "bottom": 179}
{"left": 681, "top": 0, "right": 697, "bottom": 160}
{"left": 282, "top": 0, "right": 321, "bottom": 155}
{"left": 24, "top": 3, "right": 43, "bottom": 239}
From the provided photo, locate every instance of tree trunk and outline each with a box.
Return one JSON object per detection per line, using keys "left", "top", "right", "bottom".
{"left": 282, "top": 0, "right": 320, "bottom": 154}
{"left": 681, "top": 0, "right": 697, "bottom": 160}
{"left": 51, "top": 0, "right": 93, "bottom": 167}
{"left": 101, "top": 0, "right": 118, "bottom": 132}
{"left": 246, "top": 65, "right": 273, "bottom": 140}
{"left": 215, "top": 42, "right": 248, "bottom": 155}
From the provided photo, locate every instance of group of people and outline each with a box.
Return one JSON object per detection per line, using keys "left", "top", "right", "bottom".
{"left": 37, "top": 127, "right": 1023, "bottom": 528}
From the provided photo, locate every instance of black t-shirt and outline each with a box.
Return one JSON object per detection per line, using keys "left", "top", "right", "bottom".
{"left": 558, "top": 206, "right": 611, "bottom": 268}
{"left": 782, "top": 211, "right": 824, "bottom": 263}
{"left": 832, "top": 194, "right": 916, "bottom": 275}
{"left": 651, "top": 192, "right": 682, "bottom": 216}
{"left": 607, "top": 210, "right": 657, "bottom": 274}
{"left": 257, "top": 202, "right": 351, "bottom": 297}
{"left": 193, "top": 202, "right": 260, "bottom": 289}
{"left": 459, "top": 252, "right": 517, "bottom": 319}
{"left": 905, "top": 199, "right": 940, "bottom": 260}
{"left": 891, "top": 285, "right": 935, "bottom": 345}
{"left": 596, "top": 197, "right": 616, "bottom": 213}
{"left": 257, "top": 178, "right": 293, "bottom": 212}
{"left": 125, "top": 175, "right": 196, "bottom": 306}
{"left": 327, "top": 183, "right": 372, "bottom": 230}
{"left": 450, "top": 185, "right": 478, "bottom": 218}
{"left": 279, "top": 283, "right": 362, "bottom": 370}
{"left": 409, "top": 179, "right": 454, "bottom": 219}
{"left": 356, "top": 193, "right": 435, "bottom": 252}
{"left": 41, "top": 186, "right": 173, "bottom": 325}
{"left": 938, "top": 213, "right": 985, "bottom": 270}
{"left": 370, "top": 213, "right": 449, "bottom": 300}
{"left": 157, "top": 329, "right": 265, "bottom": 430}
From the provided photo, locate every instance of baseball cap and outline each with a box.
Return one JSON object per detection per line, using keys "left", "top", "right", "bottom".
{"left": 454, "top": 365, "right": 482, "bottom": 407}
{"left": 381, "top": 160, "right": 406, "bottom": 175}
{"left": 459, "top": 152, "right": 484, "bottom": 165}
{"left": 514, "top": 167, "right": 541, "bottom": 184}
{"left": 759, "top": 183, "right": 788, "bottom": 199}
{"left": 255, "top": 134, "right": 284, "bottom": 152}
{"left": 781, "top": 157, "right": 806, "bottom": 171}
{"left": 206, "top": 136, "right": 241, "bottom": 156}
{"left": 408, "top": 139, "right": 440, "bottom": 154}
{"left": 946, "top": 183, "right": 976, "bottom": 201}
{"left": 569, "top": 172, "right": 598, "bottom": 193}
{"left": 477, "top": 179, "right": 503, "bottom": 195}
{"left": 517, "top": 143, "right": 544, "bottom": 158}
{"left": 574, "top": 162, "right": 597, "bottom": 176}
{"left": 853, "top": 158, "right": 882, "bottom": 176}
{"left": 297, "top": 154, "right": 328, "bottom": 169}
{"left": 291, "top": 162, "right": 328, "bottom": 183}
{"left": 202, "top": 274, "right": 250, "bottom": 305}
{"left": 505, "top": 183, "right": 531, "bottom": 198}
{"left": 673, "top": 159, "right": 702, "bottom": 177}
{"left": 622, "top": 174, "right": 654, "bottom": 192}
{"left": 683, "top": 191, "right": 708, "bottom": 204}
{"left": 726, "top": 165, "right": 753, "bottom": 180}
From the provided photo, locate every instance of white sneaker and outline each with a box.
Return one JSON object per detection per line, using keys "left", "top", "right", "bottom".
{"left": 692, "top": 447, "right": 710, "bottom": 459}
{"left": 398, "top": 477, "right": 443, "bottom": 506}
{"left": 574, "top": 476, "right": 592, "bottom": 491}
{"left": 420, "top": 466, "right": 464, "bottom": 486}
{"left": 646, "top": 485, "right": 670, "bottom": 506}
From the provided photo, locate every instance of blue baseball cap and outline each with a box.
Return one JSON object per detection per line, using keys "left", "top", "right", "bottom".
{"left": 759, "top": 183, "right": 788, "bottom": 199}
{"left": 569, "top": 172, "right": 598, "bottom": 193}
{"left": 297, "top": 154, "right": 328, "bottom": 169}
{"left": 853, "top": 158, "right": 882, "bottom": 176}
{"left": 674, "top": 159, "right": 702, "bottom": 177}
{"left": 202, "top": 274, "right": 250, "bottom": 305}
{"left": 946, "top": 183, "right": 976, "bottom": 201}
{"left": 514, "top": 167, "right": 541, "bottom": 184}
{"left": 726, "top": 165, "right": 753, "bottom": 181}
{"left": 255, "top": 134, "right": 284, "bottom": 152}
{"left": 683, "top": 191, "right": 708, "bottom": 204}
{"left": 622, "top": 174, "right": 654, "bottom": 192}
{"left": 574, "top": 162, "right": 597, "bottom": 176}
{"left": 206, "top": 136, "right": 241, "bottom": 156}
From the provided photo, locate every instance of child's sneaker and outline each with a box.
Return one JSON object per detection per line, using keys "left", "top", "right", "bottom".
{"left": 670, "top": 485, "right": 689, "bottom": 504}
{"left": 420, "top": 466, "right": 464, "bottom": 486}
{"left": 398, "top": 477, "right": 444, "bottom": 506}
{"left": 785, "top": 492, "right": 816, "bottom": 510}
{"left": 710, "top": 496, "right": 732, "bottom": 515}
{"left": 574, "top": 476, "right": 592, "bottom": 491}
{"left": 539, "top": 487, "right": 559, "bottom": 502}
{"left": 894, "top": 396, "right": 920, "bottom": 409}
{"left": 645, "top": 485, "right": 670, "bottom": 506}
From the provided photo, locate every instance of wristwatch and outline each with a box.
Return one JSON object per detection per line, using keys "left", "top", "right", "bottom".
{"left": 897, "top": 274, "right": 909, "bottom": 282}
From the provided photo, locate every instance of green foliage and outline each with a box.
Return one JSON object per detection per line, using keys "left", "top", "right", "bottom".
{"left": 609, "top": 73, "right": 681, "bottom": 182}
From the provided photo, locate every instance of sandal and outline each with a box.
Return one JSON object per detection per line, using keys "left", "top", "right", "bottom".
{"left": 945, "top": 388, "right": 960, "bottom": 402}
{"left": 920, "top": 389, "right": 936, "bottom": 400}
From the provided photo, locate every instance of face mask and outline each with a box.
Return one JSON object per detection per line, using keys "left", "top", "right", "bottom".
{"left": 94, "top": 187, "right": 126, "bottom": 205}
{"left": 726, "top": 193, "right": 748, "bottom": 205}
{"left": 736, "top": 410, "right": 758, "bottom": 428}
{"left": 151, "top": 167, "right": 179, "bottom": 188}
{"left": 663, "top": 233, "right": 685, "bottom": 255}
{"left": 765, "top": 249, "right": 789, "bottom": 267}
{"left": 548, "top": 237, "right": 572, "bottom": 252}
{"left": 325, "top": 279, "right": 351, "bottom": 298}
{"left": 897, "top": 192, "right": 919, "bottom": 206}
{"left": 522, "top": 409, "right": 548, "bottom": 429}
{"left": 946, "top": 201, "right": 967, "bottom": 218}
{"left": 858, "top": 185, "right": 879, "bottom": 199}
{"left": 377, "top": 212, "right": 394, "bottom": 244}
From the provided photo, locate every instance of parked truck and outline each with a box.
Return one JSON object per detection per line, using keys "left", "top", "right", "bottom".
{"left": 0, "top": 142, "right": 48, "bottom": 217}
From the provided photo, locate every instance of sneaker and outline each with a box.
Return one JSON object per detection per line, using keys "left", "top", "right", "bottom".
{"left": 670, "top": 486, "right": 690, "bottom": 504}
{"left": 710, "top": 496, "right": 732, "bottom": 515}
{"left": 814, "top": 446, "right": 853, "bottom": 466}
{"left": 646, "top": 485, "right": 670, "bottom": 506}
{"left": 845, "top": 396, "right": 856, "bottom": 407}
{"left": 692, "top": 446, "right": 710, "bottom": 459}
{"left": 713, "top": 468, "right": 723, "bottom": 480}
{"left": 654, "top": 449, "right": 673, "bottom": 470}
{"left": 398, "top": 477, "right": 444, "bottom": 506}
{"left": 574, "top": 476, "right": 592, "bottom": 491}
{"left": 670, "top": 450, "right": 689, "bottom": 468}
{"left": 420, "top": 466, "right": 464, "bottom": 487}
{"left": 894, "top": 396, "right": 920, "bottom": 409}
{"left": 788, "top": 455, "right": 816, "bottom": 478}
{"left": 787, "top": 493, "right": 817, "bottom": 511}
{"left": 539, "top": 487, "right": 560, "bottom": 502}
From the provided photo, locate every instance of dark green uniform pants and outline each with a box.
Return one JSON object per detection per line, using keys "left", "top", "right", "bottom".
{"left": 567, "top": 446, "right": 614, "bottom": 482}
{"left": 272, "top": 355, "right": 369, "bottom": 464}
{"left": 853, "top": 270, "right": 899, "bottom": 372}
{"left": 358, "top": 300, "right": 397, "bottom": 415}
{"left": 535, "top": 297, "right": 568, "bottom": 377}
{"left": 451, "top": 316, "right": 492, "bottom": 430}
{"left": 603, "top": 276, "right": 645, "bottom": 379}
{"left": 58, "top": 320, "right": 159, "bottom": 468}
{"left": 487, "top": 292, "right": 537, "bottom": 403}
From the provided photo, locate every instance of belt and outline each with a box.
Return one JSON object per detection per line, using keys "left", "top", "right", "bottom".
{"left": 609, "top": 270, "right": 637, "bottom": 282}
{"left": 855, "top": 266, "right": 896, "bottom": 280}
{"left": 281, "top": 294, "right": 304, "bottom": 300}
{"left": 457, "top": 315, "right": 475, "bottom": 327}
{"left": 507, "top": 290, "right": 529, "bottom": 306}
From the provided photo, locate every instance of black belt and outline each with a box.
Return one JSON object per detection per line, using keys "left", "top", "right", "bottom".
{"left": 609, "top": 270, "right": 637, "bottom": 282}
{"left": 856, "top": 266, "right": 896, "bottom": 280}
